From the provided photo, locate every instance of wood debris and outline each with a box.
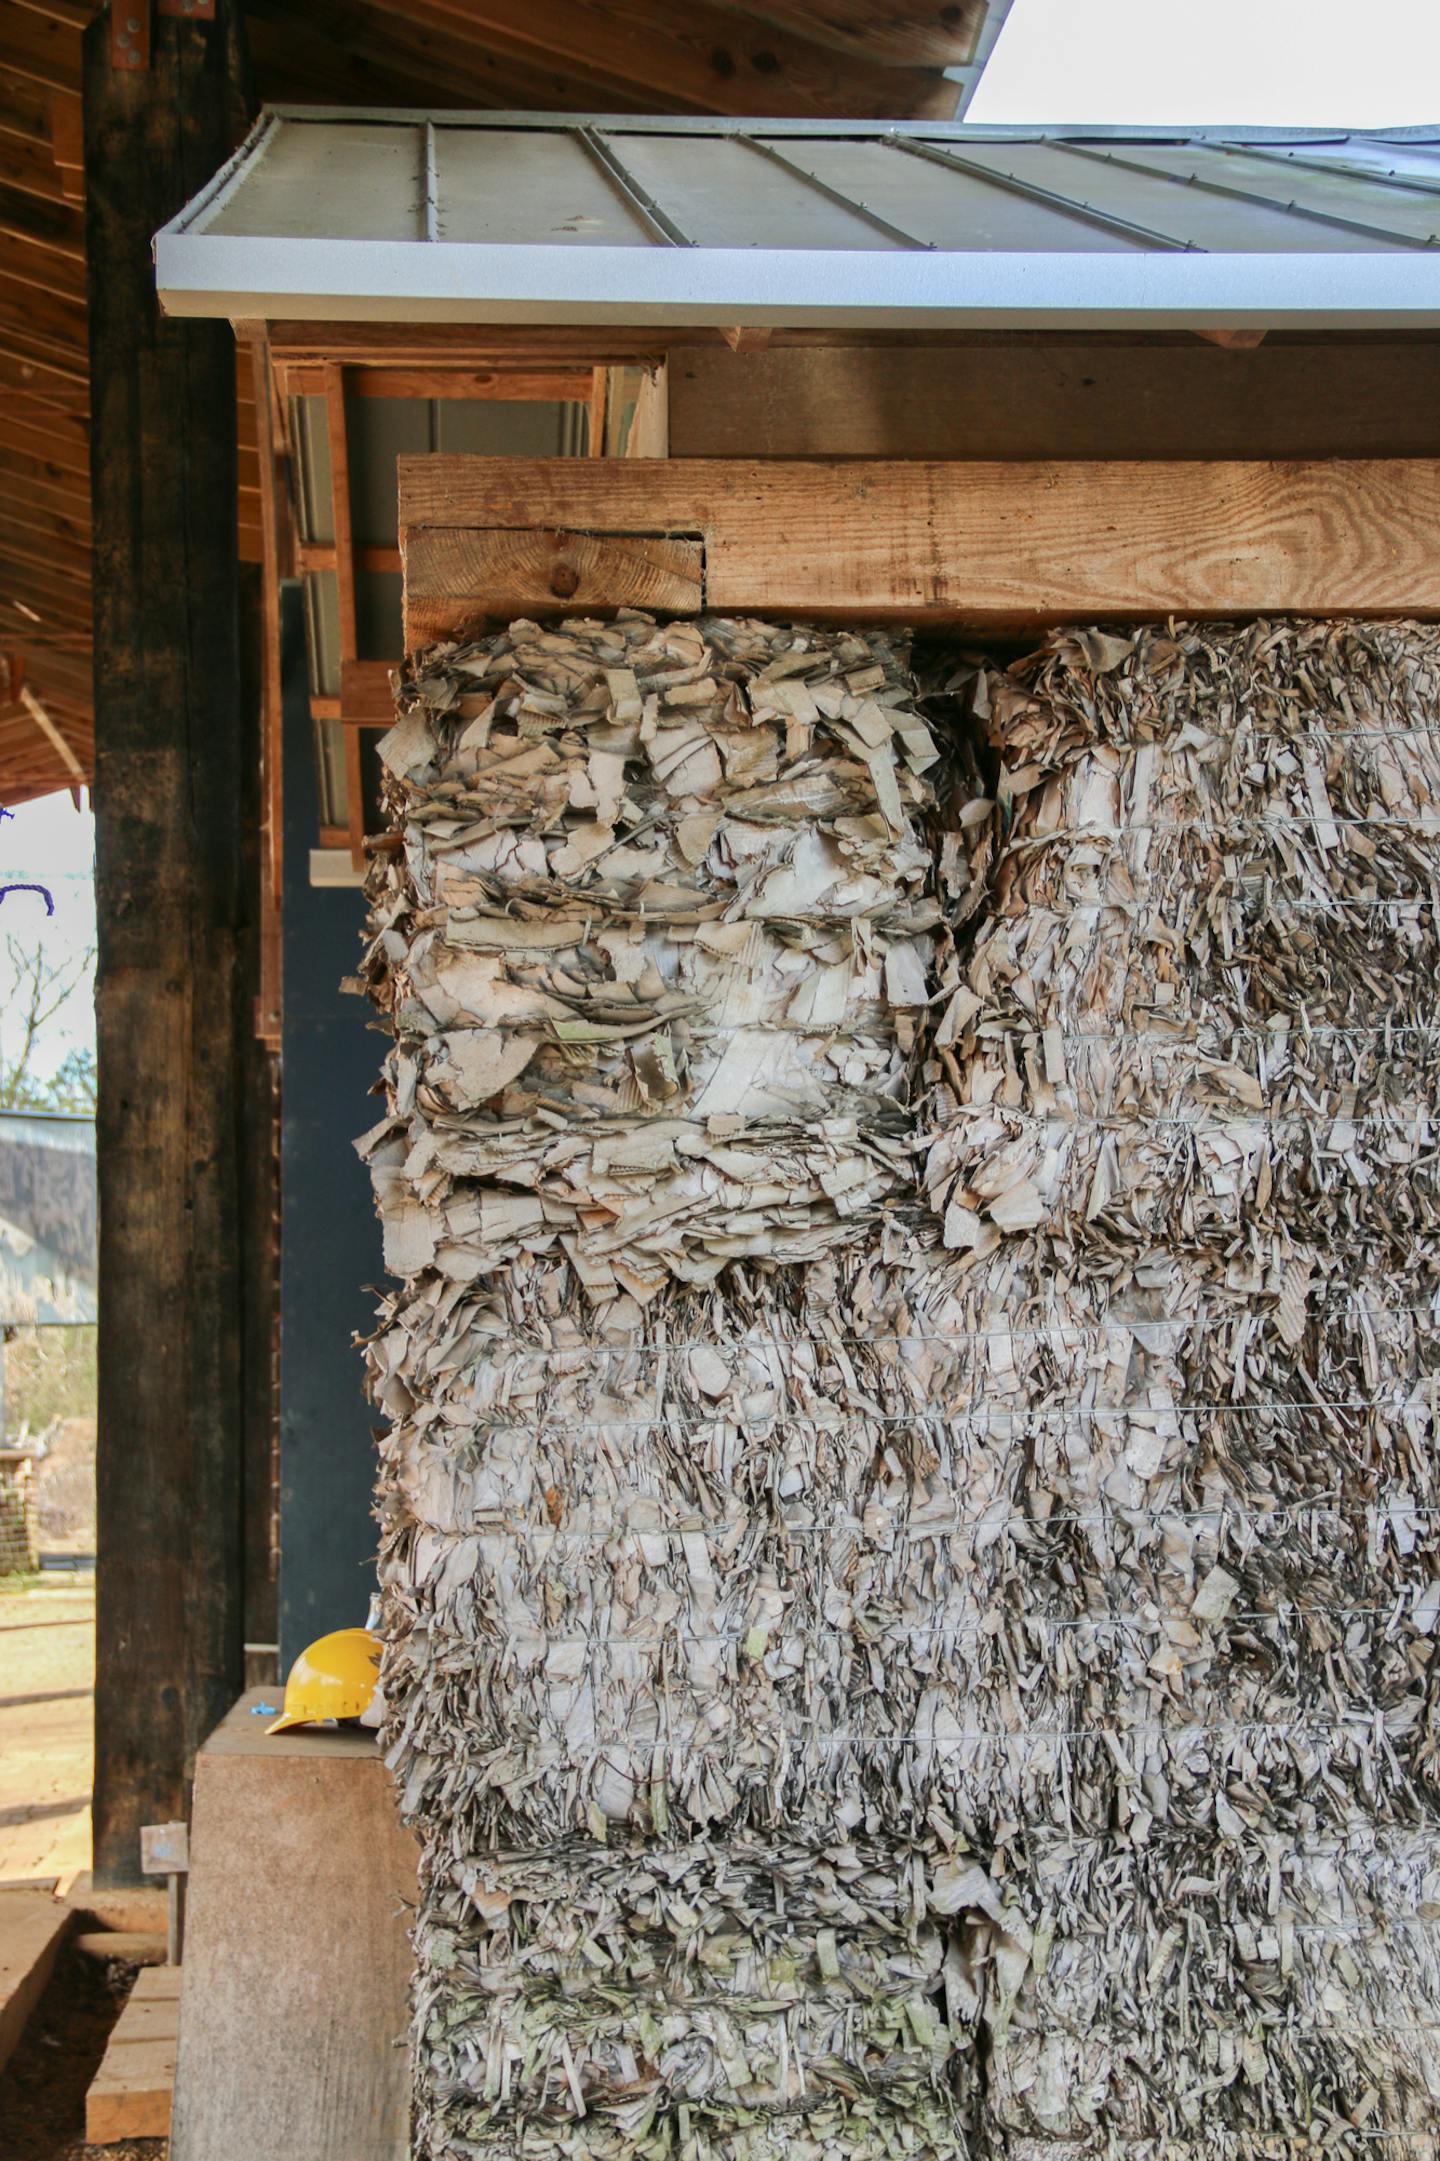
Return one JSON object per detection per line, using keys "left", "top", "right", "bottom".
{"left": 362, "top": 611, "right": 1440, "bottom": 2158}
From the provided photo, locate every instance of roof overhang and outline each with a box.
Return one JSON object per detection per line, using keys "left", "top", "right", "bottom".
{"left": 155, "top": 235, "right": 1440, "bottom": 331}
{"left": 156, "top": 109, "right": 1440, "bottom": 333}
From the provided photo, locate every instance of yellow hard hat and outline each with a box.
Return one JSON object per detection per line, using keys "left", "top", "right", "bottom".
{"left": 268, "top": 1628, "right": 383, "bottom": 1734}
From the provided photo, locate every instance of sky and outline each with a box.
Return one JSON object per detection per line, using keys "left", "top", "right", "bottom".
{"left": 0, "top": 793, "right": 97, "bottom": 1092}
{"left": 968, "top": 0, "right": 1440, "bottom": 125}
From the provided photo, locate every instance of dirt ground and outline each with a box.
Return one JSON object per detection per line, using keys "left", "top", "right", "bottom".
{"left": 0, "top": 1575, "right": 94, "bottom": 1886}
{"left": 34, "top": 1419, "right": 98, "bottom": 1559}
{"left": 1, "top": 1573, "right": 164, "bottom": 2159}
{"left": 0, "top": 1941, "right": 165, "bottom": 2161}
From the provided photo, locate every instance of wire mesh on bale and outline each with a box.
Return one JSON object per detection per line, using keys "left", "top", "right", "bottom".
{"left": 359, "top": 613, "right": 1440, "bottom": 2160}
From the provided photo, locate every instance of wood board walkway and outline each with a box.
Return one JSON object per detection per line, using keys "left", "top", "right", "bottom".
{"left": 85, "top": 1962, "right": 179, "bottom": 2144}
{"left": 0, "top": 1883, "right": 72, "bottom": 2076}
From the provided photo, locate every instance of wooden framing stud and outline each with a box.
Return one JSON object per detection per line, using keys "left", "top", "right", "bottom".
{"left": 321, "top": 362, "right": 367, "bottom": 870}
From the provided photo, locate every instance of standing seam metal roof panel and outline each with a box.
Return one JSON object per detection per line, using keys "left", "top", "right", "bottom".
{"left": 157, "top": 110, "right": 1440, "bottom": 328}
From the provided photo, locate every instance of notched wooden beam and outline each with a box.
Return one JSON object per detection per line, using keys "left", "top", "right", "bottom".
{"left": 398, "top": 454, "right": 1440, "bottom": 633}
{"left": 402, "top": 526, "right": 705, "bottom": 651}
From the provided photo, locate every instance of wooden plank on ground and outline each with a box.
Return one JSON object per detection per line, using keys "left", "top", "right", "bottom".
{"left": 399, "top": 455, "right": 1440, "bottom": 644}
{"left": 0, "top": 1885, "right": 72, "bottom": 2074}
{"left": 85, "top": 1964, "right": 179, "bottom": 2145}
{"left": 404, "top": 528, "right": 704, "bottom": 648}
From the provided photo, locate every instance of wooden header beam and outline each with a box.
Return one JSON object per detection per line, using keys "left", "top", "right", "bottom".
{"left": 398, "top": 455, "right": 1440, "bottom": 650}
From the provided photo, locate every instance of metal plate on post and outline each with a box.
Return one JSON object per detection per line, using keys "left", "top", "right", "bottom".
{"left": 140, "top": 1821, "right": 190, "bottom": 1875}
{"left": 110, "top": 4, "right": 150, "bottom": 71}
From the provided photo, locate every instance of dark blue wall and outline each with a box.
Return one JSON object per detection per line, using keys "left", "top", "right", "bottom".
{"left": 278, "top": 582, "right": 383, "bottom": 1670}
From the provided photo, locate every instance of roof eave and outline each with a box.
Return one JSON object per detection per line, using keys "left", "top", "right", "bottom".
{"left": 155, "top": 234, "right": 1440, "bottom": 331}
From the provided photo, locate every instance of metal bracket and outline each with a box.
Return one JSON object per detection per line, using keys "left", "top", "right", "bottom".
{"left": 110, "top": 3, "right": 150, "bottom": 71}
{"left": 141, "top": 1820, "right": 191, "bottom": 1966}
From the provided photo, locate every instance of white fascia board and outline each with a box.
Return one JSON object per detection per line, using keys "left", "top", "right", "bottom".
{"left": 156, "top": 232, "right": 1440, "bottom": 329}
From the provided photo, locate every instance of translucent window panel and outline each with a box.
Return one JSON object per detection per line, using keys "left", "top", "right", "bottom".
{"left": 356, "top": 569, "right": 403, "bottom": 664}
{"left": 348, "top": 399, "right": 430, "bottom": 550}
{"left": 291, "top": 397, "right": 333, "bottom": 547}
{"left": 434, "top": 401, "right": 571, "bottom": 455}
{"left": 208, "top": 121, "right": 424, "bottom": 242}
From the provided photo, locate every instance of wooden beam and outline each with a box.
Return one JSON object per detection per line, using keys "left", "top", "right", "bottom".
{"left": 19, "top": 679, "right": 83, "bottom": 782}
{"left": 242, "top": 0, "right": 639, "bottom": 126}
{"left": 339, "top": 658, "right": 395, "bottom": 725}
{"left": 322, "top": 361, "right": 366, "bottom": 869}
{"left": 405, "top": 529, "right": 704, "bottom": 648}
{"left": 388, "top": 0, "right": 957, "bottom": 118}
{"left": 244, "top": 328, "right": 286, "bottom": 1051}
{"left": 297, "top": 541, "right": 400, "bottom": 576}
{"left": 268, "top": 322, "right": 676, "bottom": 368}
{"left": 85, "top": 0, "right": 253, "bottom": 1889}
{"left": 280, "top": 362, "right": 596, "bottom": 402}
{"left": 724, "top": 0, "right": 985, "bottom": 68}
{"left": 400, "top": 455, "right": 1440, "bottom": 639}
{"left": 588, "top": 366, "right": 607, "bottom": 457}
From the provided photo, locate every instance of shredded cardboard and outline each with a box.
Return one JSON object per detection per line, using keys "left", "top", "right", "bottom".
{"left": 362, "top": 612, "right": 1440, "bottom": 2158}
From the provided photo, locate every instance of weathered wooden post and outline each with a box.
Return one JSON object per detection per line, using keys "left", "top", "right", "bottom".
{"left": 84, "top": 0, "right": 255, "bottom": 1885}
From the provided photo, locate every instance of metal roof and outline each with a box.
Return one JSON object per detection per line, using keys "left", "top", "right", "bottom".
{"left": 156, "top": 110, "right": 1440, "bottom": 329}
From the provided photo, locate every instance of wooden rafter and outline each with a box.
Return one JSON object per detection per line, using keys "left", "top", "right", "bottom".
{"left": 18, "top": 679, "right": 83, "bottom": 783}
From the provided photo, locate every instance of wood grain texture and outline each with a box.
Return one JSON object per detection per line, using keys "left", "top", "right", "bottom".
{"left": 84, "top": 0, "right": 253, "bottom": 1887}
{"left": 398, "top": 455, "right": 1440, "bottom": 625}
{"left": 0, "top": 1887, "right": 71, "bottom": 2075}
{"left": 85, "top": 1964, "right": 180, "bottom": 2144}
{"left": 341, "top": 656, "right": 399, "bottom": 725}
{"left": 404, "top": 526, "right": 704, "bottom": 649}
{"left": 734, "top": 0, "right": 985, "bottom": 68}
{"left": 169, "top": 1691, "right": 417, "bottom": 2161}
{"left": 668, "top": 342, "right": 1440, "bottom": 463}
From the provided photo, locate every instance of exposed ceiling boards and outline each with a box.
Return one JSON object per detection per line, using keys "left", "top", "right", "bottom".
{"left": 0, "top": 0, "right": 987, "bottom": 804}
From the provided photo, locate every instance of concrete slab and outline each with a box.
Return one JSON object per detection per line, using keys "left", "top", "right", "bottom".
{"left": 170, "top": 1689, "right": 417, "bottom": 2161}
